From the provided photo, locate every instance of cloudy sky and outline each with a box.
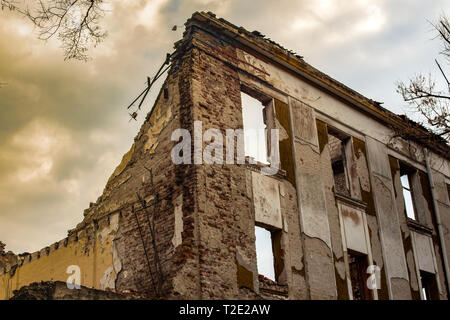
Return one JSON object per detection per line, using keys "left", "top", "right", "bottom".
{"left": 1, "top": 0, "right": 449, "bottom": 254}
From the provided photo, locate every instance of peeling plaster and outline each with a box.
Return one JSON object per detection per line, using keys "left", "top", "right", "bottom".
{"left": 275, "top": 118, "right": 289, "bottom": 141}
{"left": 297, "top": 173, "right": 332, "bottom": 248}
{"left": 144, "top": 101, "right": 173, "bottom": 153}
{"left": 236, "top": 49, "right": 269, "bottom": 81}
{"left": 106, "top": 144, "right": 135, "bottom": 185}
{"left": 172, "top": 194, "right": 183, "bottom": 248}
{"left": 367, "top": 137, "right": 410, "bottom": 296}
{"left": 291, "top": 99, "right": 318, "bottom": 147}
{"left": 98, "top": 213, "right": 119, "bottom": 244}
{"left": 340, "top": 204, "right": 368, "bottom": 255}
{"left": 335, "top": 259, "right": 346, "bottom": 281}
{"left": 100, "top": 266, "right": 115, "bottom": 290}
{"left": 98, "top": 213, "right": 122, "bottom": 291}
{"left": 252, "top": 171, "right": 282, "bottom": 229}
{"left": 355, "top": 150, "right": 371, "bottom": 192}
{"left": 236, "top": 249, "right": 256, "bottom": 292}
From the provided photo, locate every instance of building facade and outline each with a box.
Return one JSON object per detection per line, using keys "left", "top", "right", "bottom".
{"left": 1, "top": 12, "right": 449, "bottom": 300}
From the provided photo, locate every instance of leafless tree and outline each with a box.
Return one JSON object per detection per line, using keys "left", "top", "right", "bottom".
{"left": 397, "top": 15, "right": 450, "bottom": 142}
{"left": 1, "top": 0, "right": 107, "bottom": 61}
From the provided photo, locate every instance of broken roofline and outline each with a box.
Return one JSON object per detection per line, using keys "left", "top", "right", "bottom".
{"left": 179, "top": 11, "right": 448, "bottom": 158}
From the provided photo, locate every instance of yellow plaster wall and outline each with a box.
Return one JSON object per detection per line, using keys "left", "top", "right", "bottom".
{"left": 0, "top": 213, "right": 120, "bottom": 300}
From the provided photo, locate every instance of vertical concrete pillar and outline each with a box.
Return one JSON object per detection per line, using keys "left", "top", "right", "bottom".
{"left": 289, "top": 97, "right": 337, "bottom": 299}
{"left": 365, "top": 137, "right": 410, "bottom": 299}
{"left": 425, "top": 165, "right": 450, "bottom": 298}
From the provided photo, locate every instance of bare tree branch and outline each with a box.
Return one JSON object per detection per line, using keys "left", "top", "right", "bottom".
{"left": 1, "top": 0, "right": 107, "bottom": 61}
{"left": 397, "top": 14, "right": 450, "bottom": 143}
{"left": 435, "top": 58, "right": 450, "bottom": 90}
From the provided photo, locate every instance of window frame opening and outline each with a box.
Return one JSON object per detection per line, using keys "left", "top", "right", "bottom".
{"left": 254, "top": 225, "right": 275, "bottom": 281}
{"left": 447, "top": 183, "right": 450, "bottom": 204}
{"left": 420, "top": 270, "right": 439, "bottom": 300}
{"left": 327, "top": 127, "right": 352, "bottom": 198}
{"left": 399, "top": 163, "right": 418, "bottom": 221}
{"left": 254, "top": 224, "right": 285, "bottom": 284}
{"left": 347, "top": 249, "right": 372, "bottom": 300}
{"left": 240, "top": 87, "right": 275, "bottom": 166}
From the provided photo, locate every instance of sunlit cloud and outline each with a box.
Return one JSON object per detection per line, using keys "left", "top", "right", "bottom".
{"left": 138, "top": 0, "right": 169, "bottom": 27}
{"left": 289, "top": 0, "right": 388, "bottom": 47}
{"left": 356, "top": 5, "right": 386, "bottom": 32}
{"left": 5, "top": 118, "right": 75, "bottom": 183}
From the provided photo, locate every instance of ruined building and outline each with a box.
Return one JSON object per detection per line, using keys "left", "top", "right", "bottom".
{"left": 1, "top": 12, "right": 450, "bottom": 300}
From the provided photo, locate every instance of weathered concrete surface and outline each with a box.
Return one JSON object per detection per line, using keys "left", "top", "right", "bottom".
{"left": 290, "top": 98, "right": 336, "bottom": 299}
{"left": 252, "top": 171, "right": 282, "bottom": 229}
{"left": 425, "top": 170, "right": 450, "bottom": 299}
{"left": 296, "top": 172, "right": 332, "bottom": 249}
{"left": 389, "top": 154, "right": 448, "bottom": 300}
{"left": 413, "top": 232, "right": 436, "bottom": 274}
{"left": 291, "top": 99, "right": 318, "bottom": 147}
{"left": 366, "top": 137, "right": 411, "bottom": 299}
{"left": 315, "top": 119, "right": 349, "bottom": 300}
{"left": 388, "top": 155, "right": 421, "bottom": 299}
{"left": 340, "top": 204, "right": 369, "bottom": 255}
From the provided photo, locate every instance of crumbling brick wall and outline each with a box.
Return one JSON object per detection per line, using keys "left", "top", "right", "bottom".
{"left": 10, "top": 281, "right": 137, "bottom": 300}
{"left": 167, "top": 17, "right": 315, "bottom": 299}
{"left": 0, "top": 242, "right": 18, "bottom": 272}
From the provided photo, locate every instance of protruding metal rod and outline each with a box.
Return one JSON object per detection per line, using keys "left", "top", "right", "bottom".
{"left": 127, "top": 87, "right": 149, "bottom": 109}
{"left": 131, "top": 205, "right": 157, "bottom": 295}
{"left": 126, "top": 52, "right": 174, "bottom": 111}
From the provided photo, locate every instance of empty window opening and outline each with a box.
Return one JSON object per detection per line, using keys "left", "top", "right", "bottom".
{"left": 400, "top": 164, "right": 417, "bottom": 220}
{"left": 241, "top": 91, "right": 269, "bottom": 164}
{"left": 348, "top": 250, "right": 371, "bottom": 300}
{"left": 255, "top": 226, "right": 275, "bottom": 281}
{"left": 328, "top": 129, "right": 351, "bottom": 197}
{"left": 447, "top": 184, "right": 450, "bottom": 204}
{"left": 420, "top": 271, "right": 438, "bottom": 300}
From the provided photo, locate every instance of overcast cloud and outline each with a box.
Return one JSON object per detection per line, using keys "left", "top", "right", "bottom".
{"left": 1, "top": 0, "right": 449, "bottom": 253}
